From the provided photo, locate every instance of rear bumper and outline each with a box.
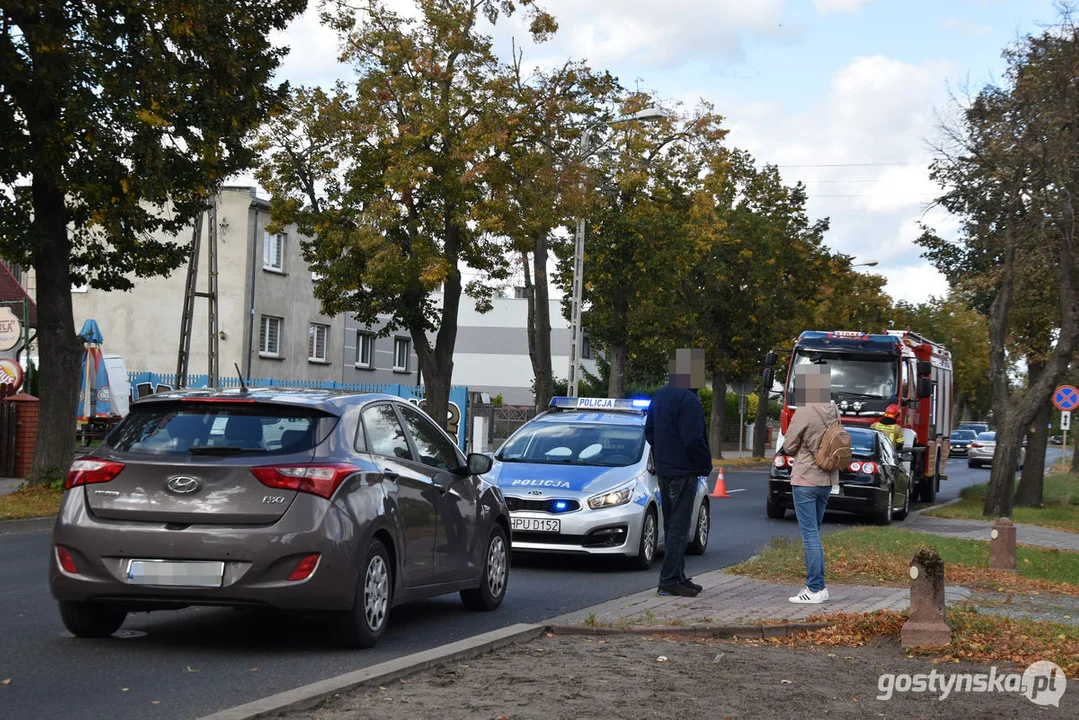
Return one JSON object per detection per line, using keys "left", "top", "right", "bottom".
{"left": 768, "top": 479, "right": 889, "bottom": 517}
{"left": 49, "top": 488, "right": 360, "bottom": 612}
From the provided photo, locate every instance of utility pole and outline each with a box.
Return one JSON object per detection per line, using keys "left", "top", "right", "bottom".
{"left": 176, "top": 195, "right": 220, "bottom": 388}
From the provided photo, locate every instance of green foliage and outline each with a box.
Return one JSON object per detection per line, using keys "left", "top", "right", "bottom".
{"left": 257, "top": 0, "right": 556, "bottom": 428}
{"left": 490, "top": 393, "right": 504, "bottom": 406}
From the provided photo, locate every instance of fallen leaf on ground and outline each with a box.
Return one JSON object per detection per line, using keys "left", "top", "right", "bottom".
{"left": 1, "top": 678, "right": 10, "bottom": 686}
{"left": 656, "top": 656, "right": 668, "bottom": 662}
{"left": 185, "top": 666, "right": 198, "bottom": 673}
{"left": 121, "top": 688, "right": 130, "bottom": 692}
{"left": 781, "top": 679, "right": 793, "bottom": 684}
{"left": 151, "top": 701, "right": 160, "bottom": 705}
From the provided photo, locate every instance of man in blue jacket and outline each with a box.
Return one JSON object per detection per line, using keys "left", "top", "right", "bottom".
{"left": 645, "top": 349, "right": 712, "bottom": 597}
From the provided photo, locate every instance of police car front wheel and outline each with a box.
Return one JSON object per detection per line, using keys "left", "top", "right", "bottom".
{"left": 629, "top": 508, "right": 658, "bottom": 571}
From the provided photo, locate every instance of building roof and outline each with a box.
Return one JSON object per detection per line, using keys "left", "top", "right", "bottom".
{"left": 0, "top": 263, "right": 36, "bottom": 327}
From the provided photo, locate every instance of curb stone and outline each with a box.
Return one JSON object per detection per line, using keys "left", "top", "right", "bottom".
{"left": 0, "top": 517, "right": 53, "bottom": 535}
{"left": 197, "top": 623, "right": 545, "bottom": 720}
{"left": 910, "top": 496, "right": 962, "bottom": 517}
{"left": 549, "top": 621, "right": 833, "bottom": 639}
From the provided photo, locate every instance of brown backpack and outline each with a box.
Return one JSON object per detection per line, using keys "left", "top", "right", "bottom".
{"left": 813, "top": 409, "right": 852, "bottom": 471}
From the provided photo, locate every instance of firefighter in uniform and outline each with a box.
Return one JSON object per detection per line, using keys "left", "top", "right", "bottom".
{"left": 871, "top": 404, "right": 905, "bottom": 450}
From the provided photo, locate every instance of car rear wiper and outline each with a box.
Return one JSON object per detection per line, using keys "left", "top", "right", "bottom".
{"left": 188, "top": 446, "right": 268, "bottom": 455}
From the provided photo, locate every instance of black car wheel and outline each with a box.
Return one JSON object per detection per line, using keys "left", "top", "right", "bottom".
{"left": 337, "top": 539, "right": 392, "bottom": 649}
{"left": 687, "top": 499, "right": 710, "bottom": 556}
{"left": 766, "top": 493, "right": 786, "bottom": 519}
{"left": 873, "top": 485, "right": 894, "bottom": 525}
{"left": 629, "top": 507, "right": 658, "bottom": 570}
{"left": 461, "top": 525, "right": 509, "bottom": 611}
{"left": 59, "top": 601, "right": 127, "bottom": 638}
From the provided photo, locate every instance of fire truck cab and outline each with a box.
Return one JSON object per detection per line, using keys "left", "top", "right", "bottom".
{"left": 775, "top": 329, "right": 953, "bottom": 503}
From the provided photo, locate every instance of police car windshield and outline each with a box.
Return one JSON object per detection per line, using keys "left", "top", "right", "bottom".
{"left": 497, "top": 423, "right": 645, "bottom": 467}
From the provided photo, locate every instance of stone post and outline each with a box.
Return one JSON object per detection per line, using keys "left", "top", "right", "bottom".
{"left": 901, "top": 547, "right": 951, "bottom": 648}
{"left": 989, "top": 517, "right": 1017, "bottom": 571}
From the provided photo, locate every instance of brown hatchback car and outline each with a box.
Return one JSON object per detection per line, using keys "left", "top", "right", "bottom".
{"left": 50, "top": 389, "right": 511, "bottom": 648}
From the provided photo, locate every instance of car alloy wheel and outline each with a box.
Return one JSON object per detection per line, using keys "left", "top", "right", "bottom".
{"left": 688, "top": 500, "right": 709, "bottom": 555}
{"left": 486, "top": 533, "right": 507, "bottom": 599}
{"left": 642, "top": 510, "right": 656, "bottom": 563}
{"left": 364, "top": 554, "right": 389, "bottom": 633}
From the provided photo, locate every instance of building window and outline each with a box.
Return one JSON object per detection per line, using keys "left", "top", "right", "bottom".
{"left": 263, "top": 232, "right": 285, "bottom": 271}
{"left": 356, "top": 331, "right": 374, "bottom": 368}
{"left": 581, "top": 336, "right": 592, "bottom": 360}
{"left": 260, "top": 315, "right": 282, "bottom": 356}
{"left": 393, "top": 337, "right": 410, "bottom": 372}
{"left": 308, "top": 323, "right": 329, "bottom": 362}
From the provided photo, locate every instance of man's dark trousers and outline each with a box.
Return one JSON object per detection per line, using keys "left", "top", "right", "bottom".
{"left": 658, "top": 475, "right": 696, "bottom": 587}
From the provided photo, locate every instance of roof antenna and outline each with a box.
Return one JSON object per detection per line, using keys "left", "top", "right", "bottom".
{"left": 234, "top": 363, "right": 249, "bottom": 394}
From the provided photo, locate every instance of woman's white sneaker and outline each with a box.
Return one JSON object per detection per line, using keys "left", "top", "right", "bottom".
{"left": 789, "top": 587, "right": 828, "bottom": 604}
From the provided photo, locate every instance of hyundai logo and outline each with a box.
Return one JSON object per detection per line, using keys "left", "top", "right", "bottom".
{"left": 166, "top": 476, "right": 200, "bottom": 495}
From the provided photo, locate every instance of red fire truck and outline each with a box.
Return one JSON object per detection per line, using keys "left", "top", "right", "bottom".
{"left": 768, "top": 329, "right": 953, "bottom": 503}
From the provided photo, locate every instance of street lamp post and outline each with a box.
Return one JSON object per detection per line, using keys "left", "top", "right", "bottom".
{"left": 567, "top": 107, "right": 666, "bottom": 397}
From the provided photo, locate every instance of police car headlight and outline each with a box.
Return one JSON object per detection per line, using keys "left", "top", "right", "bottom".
{"left": 588, "top": 481, "right": 636, "bottom": 510}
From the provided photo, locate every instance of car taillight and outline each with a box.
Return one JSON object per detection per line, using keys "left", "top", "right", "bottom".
{"left": 849, "top": 461, "right": 862, "bottom": 472}
{"left": 288, "top": 553, "right": 321, "bottom": 582}
{"left": 971, "top": 443, "right": 982, "bottom": 449}
{"left": 773, "top": 455, "right": 786, "bottom": 468}
{"left": 65, "top": 459, "right": 126, "bottom": 489}
{"left": 250, "top": 464, "right": 358, "bottom": 500}
{"left": 861, "top": 462, "right": 877, "bottom": 474}
{"left": 56, "top": 546, "right": 78, "bottom": 574}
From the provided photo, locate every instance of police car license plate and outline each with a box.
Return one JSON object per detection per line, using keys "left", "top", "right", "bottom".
{"left": 511, "top": 517, "right": 560, "bottom": 533}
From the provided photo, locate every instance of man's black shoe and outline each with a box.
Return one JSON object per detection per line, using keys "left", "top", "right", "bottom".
{"left": 657, "top": 583, "right": 700, "bottom": 597}
{"left": 682, "top": 579, "right": 703, "bottom": 593}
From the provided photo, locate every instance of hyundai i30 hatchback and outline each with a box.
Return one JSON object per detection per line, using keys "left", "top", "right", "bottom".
{"left": 50, "top": 389, "right": 510, "bottom": 648}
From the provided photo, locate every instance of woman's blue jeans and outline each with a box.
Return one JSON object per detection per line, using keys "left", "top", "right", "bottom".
{"left": 792, "top": 485, "right": 831, "bottom": 592}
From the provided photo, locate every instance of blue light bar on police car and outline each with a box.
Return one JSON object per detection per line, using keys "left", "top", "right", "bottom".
{"left": 549, "top": 397, "right": 651, "bottom": 411}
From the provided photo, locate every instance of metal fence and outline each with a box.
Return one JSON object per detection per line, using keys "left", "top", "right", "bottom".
{"left": 467, "top": 404, "right": 537, "bottom": 452}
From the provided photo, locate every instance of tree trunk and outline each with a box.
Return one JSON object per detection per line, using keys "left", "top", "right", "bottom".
{"left": 530, "top": 234, "right": 554, "bottom": 411}
{"left": 607, "top": 344, "right": 627, "bottom": 398}
{"left": 709, "top": 368, "right": 726, "bottom": 460}
{"left": 28, "top": 180, "right": 82, "bottom": 485}
{"left": 414, "top": 219, "right": 463, "bottom": 434}
{"left": 752, "top": 383, "right": 769, "bottom": 458}
{"left": 983, "top": 242, "right": 1017, "bottom": 517}
{"left": 1015, "top": 395, "right": 1050, "bottom": 507}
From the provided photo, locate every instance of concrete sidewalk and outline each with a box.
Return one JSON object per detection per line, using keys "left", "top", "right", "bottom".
{"left": 551, "top": 570, "right": 971, "bottom": 628}
{"left": 0, "top": 477, "right": 24, "bottom": 496}
{"left": 905, "top": 513, "right": 1079, "bottom": 552}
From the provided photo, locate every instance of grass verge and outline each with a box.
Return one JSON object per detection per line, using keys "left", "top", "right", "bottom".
{"left": 924, "top": 474, "right": 1079, "bottom": 533}
{"left": 738, "top": 608, "right": 1079, "bottom": 677}
{"left": 728, "top": 527, "right": 1079, "bottom": 596}
{"left": 0, "top": 485, "right": 62, "bottom": 521}
{"left": 712, "top": 457, "right": 772, "bottom": 468}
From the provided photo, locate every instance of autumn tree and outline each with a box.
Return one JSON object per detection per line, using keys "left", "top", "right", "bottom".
{"left": 919, "top": 15, "right": 1079, "bottom": 517}
{"left": 690, "top": 151, "right": 829, "bottom": 457}
{"left": 0, "top": 0, "right": 305, "bottom": 483}
{"left": 478, "top": 53, "right": 616, "bottom": 411}
{"left": 562, "top": 100, "right": 727, "bottom": 399}
{"left": 257, "top": 0, "right": 557, "bottom": 429}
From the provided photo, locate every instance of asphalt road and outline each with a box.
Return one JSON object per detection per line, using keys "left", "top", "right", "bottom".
{"left": 0, "top": 451, "right": 1062, "bottom": 720}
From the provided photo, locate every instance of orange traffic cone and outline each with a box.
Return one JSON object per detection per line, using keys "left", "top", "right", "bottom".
{"left": 710, "top": 468, "right": 731, "bottom": 498}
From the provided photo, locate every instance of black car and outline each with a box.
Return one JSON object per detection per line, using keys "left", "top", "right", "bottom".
{"left": 949, "top": 429, "right": 978, "bottom": 456}
{"left": 1050, "top": 435, "right": 1064, "bottom": 446}
{"left": 767, "top": 426, "right": 911, "bottom": 525}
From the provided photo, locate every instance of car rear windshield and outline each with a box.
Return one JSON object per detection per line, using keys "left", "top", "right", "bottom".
{"left": 497, "top": 422, "right": 645, "bottom": 467}
{"left": 846, "top": 427, "right": 878, "bottom": 456}
{"left": 104, "top": 402, "right": 338, "bottom": 457}
{"left": 951, "top": 430, "right": 976, "bottom": 440}
{"left": 977, "top": 432, "right": 996, "bottom": 441}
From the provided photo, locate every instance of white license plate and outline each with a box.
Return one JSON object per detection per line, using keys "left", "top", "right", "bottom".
{"left": 511, "top": 517, "right": 561, "bottom": 533}
{"left": 831, "top": 485, "right": 840, "bottom": 495}
{"left": 126, "top": 560, "right": 225, "bottom": 588}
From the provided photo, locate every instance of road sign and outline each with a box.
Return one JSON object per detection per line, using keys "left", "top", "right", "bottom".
{"left": 1062, "top": 411, "right": 1072, "bottom": 431}
{"left": 1053, "top": 385, "right": 1079, "bottom": 412}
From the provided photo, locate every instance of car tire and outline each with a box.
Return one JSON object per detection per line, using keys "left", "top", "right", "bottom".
{"left": 629, "top": 507, "right": 658, "bottom": 571}
{"left": 766, "top": 493, "right": 786, "bottom": 519}
{"left": 893, "top": 482, "right": 910, "bottom": 521}
{"left": 461, "top": 525, "right": 509, "bottom": 612}
{"left": 873, "top": 485, "right": 894, "bottom": 525}
{"left": 687, "top": 499, "right": 710, "bottom": 556}
{"left": 336, "top": 539, "right": 392, "bottom": 649}
{"left": 59, "top": 601, "right": 127, "bottom": 639}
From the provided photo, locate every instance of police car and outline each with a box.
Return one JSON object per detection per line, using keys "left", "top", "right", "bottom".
{"left": 487, "top": 397, "right": 711, "bottom": 569}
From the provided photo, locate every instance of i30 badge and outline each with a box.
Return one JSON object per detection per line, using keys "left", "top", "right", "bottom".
{"left": 166, "top": 476, "right": 200, "bottom": 495}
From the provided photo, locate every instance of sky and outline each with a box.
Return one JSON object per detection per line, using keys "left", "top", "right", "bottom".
{"left": 253, "top": 0, "right": 1061, "bottom": 307}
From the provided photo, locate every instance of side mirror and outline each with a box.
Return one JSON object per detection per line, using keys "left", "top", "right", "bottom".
{"left": 764, "top": 351, "right": 778, "bottom": 367}
{"left": 917, "top": 377, "right": 933, "bottom": 399}
{"left": 762, "top": 368, "right": 775, "bottom": 391}
{"left": 917, "top": 360, "right": 932, "bottom": 377}
{"left": 467, "top": 452, "right": 494, "bottom": 475}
